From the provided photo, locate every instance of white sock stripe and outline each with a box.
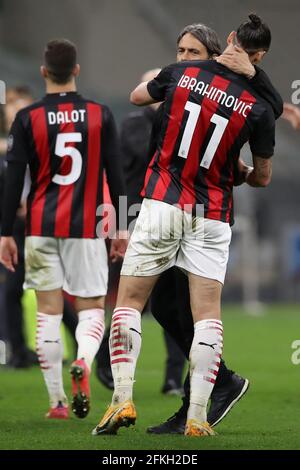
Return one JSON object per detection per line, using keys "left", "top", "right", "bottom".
{"left": 85, "top": 330, "right": 104, "bottom": 339}
{"left": 37, "top": 312, "right": 63, "bottom": 323}
{"left": 194, "top": 325, "right": 223, "bottom": 333}
{"left": 114, "top": 307, "right": 140, "bottom": 314}
{"left": 209, "top": 327, "right": 223, "bottom": 334}
{"left": 111, "top": 321, "right": 127, "bottom": 328}
{"left": 111, "top": 341, "right": 124, "bottom": 348}
{"left": 78, "top": 308, "right": 105, "bottom": 322}
{"left": 86, "top": 326, "right": 104, "bottom": 334}
{"left": 208, "top": 368, "right": 219, "bottom": 377}
{"left": 194, "top": 318, "right": 223, "bottom": 326}
{"left": 83, "top": 333, "right": 102, "bottom": 341}
{"left": 92, "top": 320, "right": 105, "bottom": 326}
{"left": 87, "top": 326, "right": 103, "bottom": 333}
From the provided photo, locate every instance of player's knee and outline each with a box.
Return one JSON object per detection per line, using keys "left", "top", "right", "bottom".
{"left": 36, "top": 290, "right": 64, "bottom": 314}
{"left": 37, "top": 304, "right": 61, "bottom": 315}
{"left": 74, "top": 296, "right": 105, "bottom": 311}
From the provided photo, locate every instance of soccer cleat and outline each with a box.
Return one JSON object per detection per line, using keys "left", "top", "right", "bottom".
{"left": 185, "top": 419, "right": 215, "bottom": 437}
{"left": 208, "top": 373, "right": 249, "bottom": 427}
{"left": 147, "top": 373, "right": 249, "bottom": 434}
{"left": 147, "top": 409, "right": 186, "bottom": 434}
{"left": 45, "top": 401, "right": 69, "bottom": 419}
{"left": 92, "top": 400, "right": 136, "bottom": 435}
{"left": 70, "top": 359, "right": 90, "bottom": 419}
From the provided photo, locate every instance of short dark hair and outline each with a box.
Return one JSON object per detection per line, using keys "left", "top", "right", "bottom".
{"left": 44, "top": 39, "right": 77, "bottom": 84}
{"left": 236, "top": 14, "right": 271, "bottom": 53}
{"left": 177, "top": 24, "right": 222, "bottom": 58}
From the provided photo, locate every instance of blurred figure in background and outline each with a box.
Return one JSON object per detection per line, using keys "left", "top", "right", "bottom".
{"left": 0, "top": 86, "right": 38, "bottom": 367}
{"left": 282, "top": 103, "right": 300, "bottom": 130}
{"left": 0, "top": 107, "right": 7, "bottom": 343}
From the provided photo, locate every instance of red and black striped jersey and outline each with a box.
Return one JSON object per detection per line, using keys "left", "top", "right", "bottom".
{"left": 6, "top": 92, "right": 125, "bottom": 238}
{"left": 142, "top": 60, "right": 275, "bottom": 223}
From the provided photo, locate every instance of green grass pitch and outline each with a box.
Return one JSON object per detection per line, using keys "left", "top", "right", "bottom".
{"left": 0, "top": 304, "right": 300, "bottom": 450}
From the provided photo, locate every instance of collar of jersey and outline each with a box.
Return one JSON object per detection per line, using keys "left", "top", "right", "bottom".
{"left": 44, "top": 91, "right": 81, "bottom": 101}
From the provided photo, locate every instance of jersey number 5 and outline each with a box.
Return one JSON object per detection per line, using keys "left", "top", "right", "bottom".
{"left": 178, "top": 101, "right": 228, "bottom": 169}
{"left": 52, "top": 132, "right": 82, "bottom": 185}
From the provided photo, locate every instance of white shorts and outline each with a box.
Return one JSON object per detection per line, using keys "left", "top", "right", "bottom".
{"left": 25, "top": 236, "right": 108, "bottom": 297}
{"left": 121, "top": 199, "right": 231, "bottom": 284}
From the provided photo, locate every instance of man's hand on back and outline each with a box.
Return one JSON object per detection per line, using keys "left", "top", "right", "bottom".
{"left": 216, "top": 45, "right": 256, "bottom": 79}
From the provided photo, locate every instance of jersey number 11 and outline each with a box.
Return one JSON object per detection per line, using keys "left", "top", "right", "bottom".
{"left": 178, "top": 101, "right": 228, "bottom": 169}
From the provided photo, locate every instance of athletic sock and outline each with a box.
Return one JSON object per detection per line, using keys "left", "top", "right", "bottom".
{"left": 110, "top": 307, "right": 142, "bottom": 405}
{"left": 188, "top": 319, "right": 223, "bottom": 423}
{"left": 75, "top": 309, "right": 105, "bottom": 371}
{"left": 36, "top": 312, "right": 66, "bottom": 408}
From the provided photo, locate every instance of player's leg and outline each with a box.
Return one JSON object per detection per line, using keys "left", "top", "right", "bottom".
{"left": 111, "top": 198, "right": 181, "bottom": 410}
{"left": 111, "top": 273, "right": 159, "bottom": 400}
{"left": 70, "top": 296, "right": 105, "bottom": 418}
{"left": 25, "top": 236, "right": 68, "bottom": 419}
{"left": 93, "top": 199, "right": 181, "bottom": 435}
{"left": 148, "top": 266, "right": 249, "bottom": 433}
{"left": 177, "top": 216, "right": 231, "bottom": 436}
{"left": 186, "top": 274, "right": 223, "bottom": 435}
{"left": 36, "top": 289, "right": 68, "bottom": 419}
{"left": 61, "top": 238, "right": 108, "bottom": 418}
{"left": 74, "top": 296, "right": 105, "bottom": 371}
{"left": 92, "top": 274, "right": 158, "bottom": 435}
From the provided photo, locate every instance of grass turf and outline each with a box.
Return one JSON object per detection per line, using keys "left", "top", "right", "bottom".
{"left": 0, "top": 304, "right": 300, "bottom": 450}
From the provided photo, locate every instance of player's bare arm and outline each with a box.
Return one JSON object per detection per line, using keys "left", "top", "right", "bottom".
{"left": 110, "top": 231, "right": 129, "bottom": 263}
{"left": 246, "top": 155, "right": 272, "bottom": 187}
{"left": 130, "top": 82, "right": 156, "bottom": 106}
{"left": 216, "top": 45, "right": 256, "bottom": 79}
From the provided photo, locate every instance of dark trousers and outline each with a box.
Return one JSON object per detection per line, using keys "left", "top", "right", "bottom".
{"left": 5, "top": 217, "right": 26, "bottom": 356}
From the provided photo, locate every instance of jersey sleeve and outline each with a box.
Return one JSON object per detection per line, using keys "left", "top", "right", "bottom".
{"left": 6, "top": 112, "right": 30, "bottom": 164}
{"left": 250, "top": 68, "right": 283, "bottom": 120}
{"left": 147, "top": 65, "right": 174, "bottom": 102}
{"left": 249, "top": 107, "right": 275, "bottom": 158}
